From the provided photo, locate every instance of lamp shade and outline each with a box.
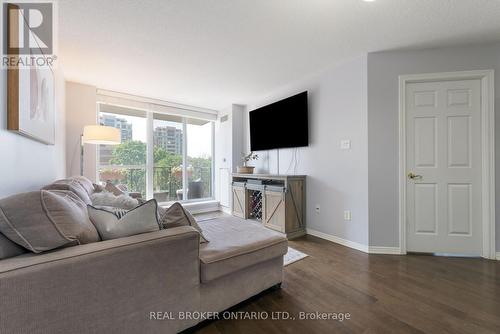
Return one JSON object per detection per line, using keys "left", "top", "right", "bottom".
{"left": 82, "top": 125, "right": 121, "bottom": 145}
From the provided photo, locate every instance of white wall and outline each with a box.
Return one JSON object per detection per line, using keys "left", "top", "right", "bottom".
{"left": 0, "top": 69, "right": 66, "bottom": 198}
{"left": 65, "top": 82, "right": 97, "bottom": 179}
{"left": 240, "top": 56, "right": 369, "bottom": 246}
{"left": 367, "top": 43, "right": 500, "bottom": 250}
{"left": 214, "top": 104, "right": 244, "bottom": 210}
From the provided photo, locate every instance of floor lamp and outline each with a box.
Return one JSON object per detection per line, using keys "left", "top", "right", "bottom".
{"left": 81, "top": 125, "right": 121, "bottom": 176}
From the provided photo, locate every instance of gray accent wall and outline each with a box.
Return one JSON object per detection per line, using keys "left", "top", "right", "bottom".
{"left": 367, "top": 43, "right": 500, "bottom": 250}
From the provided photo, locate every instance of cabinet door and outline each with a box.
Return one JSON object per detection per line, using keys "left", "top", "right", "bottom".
{"left": 232, "top": 186, "right": 247, "bottom": 218}
{"left": 285, "top": 179, "right": 305, "bottom": 232}
{"left": 263, "top": 190, "right": 285, "bottom": 232}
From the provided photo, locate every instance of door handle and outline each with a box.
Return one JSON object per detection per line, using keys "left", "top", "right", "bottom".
{"left": 408, "top": 172, "right": 423, "bottom": 180}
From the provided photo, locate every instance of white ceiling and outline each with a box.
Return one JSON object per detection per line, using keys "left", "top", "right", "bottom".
{"left": 58, "top": 0, "right": 500, "bottom": 110}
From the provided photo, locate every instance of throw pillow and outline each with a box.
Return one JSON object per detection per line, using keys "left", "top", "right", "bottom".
{"left": 87, "top": 199, "right": 160, "bottom": 240}
{"left": 104, "top": 181, "right": 125, "bottom": 196}
{"left": 93, "top": 183, "right": 105, "bottom": 193}
{"left": 70, "top": 176, "right": 95, "bottom": 196}
{"left": 0, "top": 190, "right": 101, "bottom": 253}
{"left": 43, "top": 178, "right": 92, "bottom": 205}
{"left": 158, "top": 202, "right": 208, "bottom": 243}
{"left": 90, "top": 192, "right": 140, "bottom": 210}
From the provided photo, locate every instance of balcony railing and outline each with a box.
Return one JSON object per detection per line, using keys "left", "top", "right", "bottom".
{"left": 98, "top": 165, "right": 212, "bottom": 202}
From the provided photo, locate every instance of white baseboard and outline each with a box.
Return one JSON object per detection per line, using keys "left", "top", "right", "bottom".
{"left": 306, "top": 228, "right": 369, "bottom": 253}
{"left": 368, "top": 246, "right": 402, "bottom": 255}
{"left": 496, "top": 252, "right": 500, "bottom": 260}
{"left": 306, "top": 228, "right": 402, "bottom": 255}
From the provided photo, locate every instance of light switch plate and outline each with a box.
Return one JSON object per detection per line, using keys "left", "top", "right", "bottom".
{"left": 340, "top": 140, "right": 351, "bottom": 150}
{"left": 344, "top": 210, "right": 352, "bottom": 221}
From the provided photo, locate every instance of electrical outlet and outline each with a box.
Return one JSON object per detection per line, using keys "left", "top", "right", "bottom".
{"left": 344, "top": 210, "right": 352, "bottom": 221}
{"left": 340, "top": 139, "right": 351, "bottom": 150}
{"left": 315, "top": 205, "right": 320, "bottom": 214}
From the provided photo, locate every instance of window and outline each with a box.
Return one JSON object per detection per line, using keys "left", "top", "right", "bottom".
{"left": 153, "top": 114, "right": 184, "bottom": 202}
{"left": 97, "top": 104, "right": 214, "bottom": 203}
{"left": 98, "top": 108, "right": 147, "bottom": 197}
{"left": 186, "top": 120, "right": 213, "bottom": 200}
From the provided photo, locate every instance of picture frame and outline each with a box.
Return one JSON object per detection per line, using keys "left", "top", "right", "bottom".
{"left": 6, "top": 3, "right": 55, "bottom": 145}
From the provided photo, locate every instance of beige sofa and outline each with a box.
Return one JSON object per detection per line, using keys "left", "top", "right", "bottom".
{"left": 0, "top": 177, "right": 287, "bottom": 334}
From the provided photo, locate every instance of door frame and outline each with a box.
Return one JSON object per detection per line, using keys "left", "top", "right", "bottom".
{"left": 398, "top": 70, "right": 495, "bottom": 259}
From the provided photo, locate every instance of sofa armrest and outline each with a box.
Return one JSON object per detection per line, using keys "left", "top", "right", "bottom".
{"left": 0, "top": 227, "right": 201, "bottom": 334}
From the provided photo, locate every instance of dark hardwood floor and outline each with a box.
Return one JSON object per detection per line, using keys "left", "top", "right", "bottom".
{"left": 191, "top": 235, "right": 500, "bottom": 334}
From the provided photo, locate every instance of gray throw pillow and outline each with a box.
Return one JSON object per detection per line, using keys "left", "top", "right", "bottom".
{"left": 158, "top": 202, "right": 208, "bottom": 243}
{"left": 87, "top": 199, "right": 160, "bottom": 240}
{"left": 43, "top": 178, "right": 92, "bottom": 205}
{"left": 0, "top": 190, "right": 101, "bottom": 253}
{"left": 70, "top": 176, "right": 95, "bottom": 195}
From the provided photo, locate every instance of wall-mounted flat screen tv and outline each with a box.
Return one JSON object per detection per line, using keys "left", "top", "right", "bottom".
{"left": 249, "top": 91, "right": 308, "bottom": 151}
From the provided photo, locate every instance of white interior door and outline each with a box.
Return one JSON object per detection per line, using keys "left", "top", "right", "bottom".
{"left": 406, "top": 79, "right": 482, "bottom": 255}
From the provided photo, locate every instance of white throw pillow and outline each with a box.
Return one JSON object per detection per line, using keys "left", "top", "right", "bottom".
{"left": 87, "top": 199, "right": 160, "bottom": 240}
{"left": 90, "top": 192, "right": 139, "bottom": 210}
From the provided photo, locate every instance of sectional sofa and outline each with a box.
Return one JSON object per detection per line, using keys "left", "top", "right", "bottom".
{"left": 0, "top": 177, "right": 287, "bottom": 333}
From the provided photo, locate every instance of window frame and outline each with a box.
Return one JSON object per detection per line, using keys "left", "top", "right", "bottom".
{"left": 96, "top": 103, "right": 215, "bottom": 204}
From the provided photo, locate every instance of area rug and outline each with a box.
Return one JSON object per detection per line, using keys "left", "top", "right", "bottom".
{"left": 284, "top": 247, "right": 308, "bottom": 266}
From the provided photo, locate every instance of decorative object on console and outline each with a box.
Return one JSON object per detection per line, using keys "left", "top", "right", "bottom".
{"left": 80, "top": 125, "right": 121, "bottom": 176}
{"left": 237, "top": 152, "right": 258, "bottom": 174}
{"left": 87, "top": 199, "right": 160, "bottom": 240}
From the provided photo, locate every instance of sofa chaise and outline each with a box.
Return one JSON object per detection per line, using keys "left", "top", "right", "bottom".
{"left": 0, "top": 177, "right": 287, "bottom": 333}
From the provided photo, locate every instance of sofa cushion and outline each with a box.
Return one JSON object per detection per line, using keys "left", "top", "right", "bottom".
{"left": 87, "top": 199, "right": 160, "bottom": 240}
{"left": 43, "top": 178, "right": 92, "bottom": 205}
{"left": 0, "top": 190, "right": 101, "bottom": 253}
{"left": 158, "top": 202, "right": 208, "bottom": 243}
{"left": 70, "top": 176, "right": 95, "bottom": 196}
{"left": 198, "top": 216, "right": 287, "bottom": 282}
{"left": 0, "top": 233, "right": 26, "bottom": 259}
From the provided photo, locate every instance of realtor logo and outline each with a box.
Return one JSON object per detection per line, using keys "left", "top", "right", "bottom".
{"left": 3, "top": 1, "right": 53, "bottom": 54}
{"left": 2, "top": 1, "right": 56, "bottom": 68}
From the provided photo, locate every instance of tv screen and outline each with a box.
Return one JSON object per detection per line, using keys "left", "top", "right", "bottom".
{"left": 249, "top": 91, "right": 308, "bottom": 151}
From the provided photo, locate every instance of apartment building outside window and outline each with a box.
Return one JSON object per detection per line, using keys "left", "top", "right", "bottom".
{"left": 96, "top": 103, "right": 214, "bottom": 204}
